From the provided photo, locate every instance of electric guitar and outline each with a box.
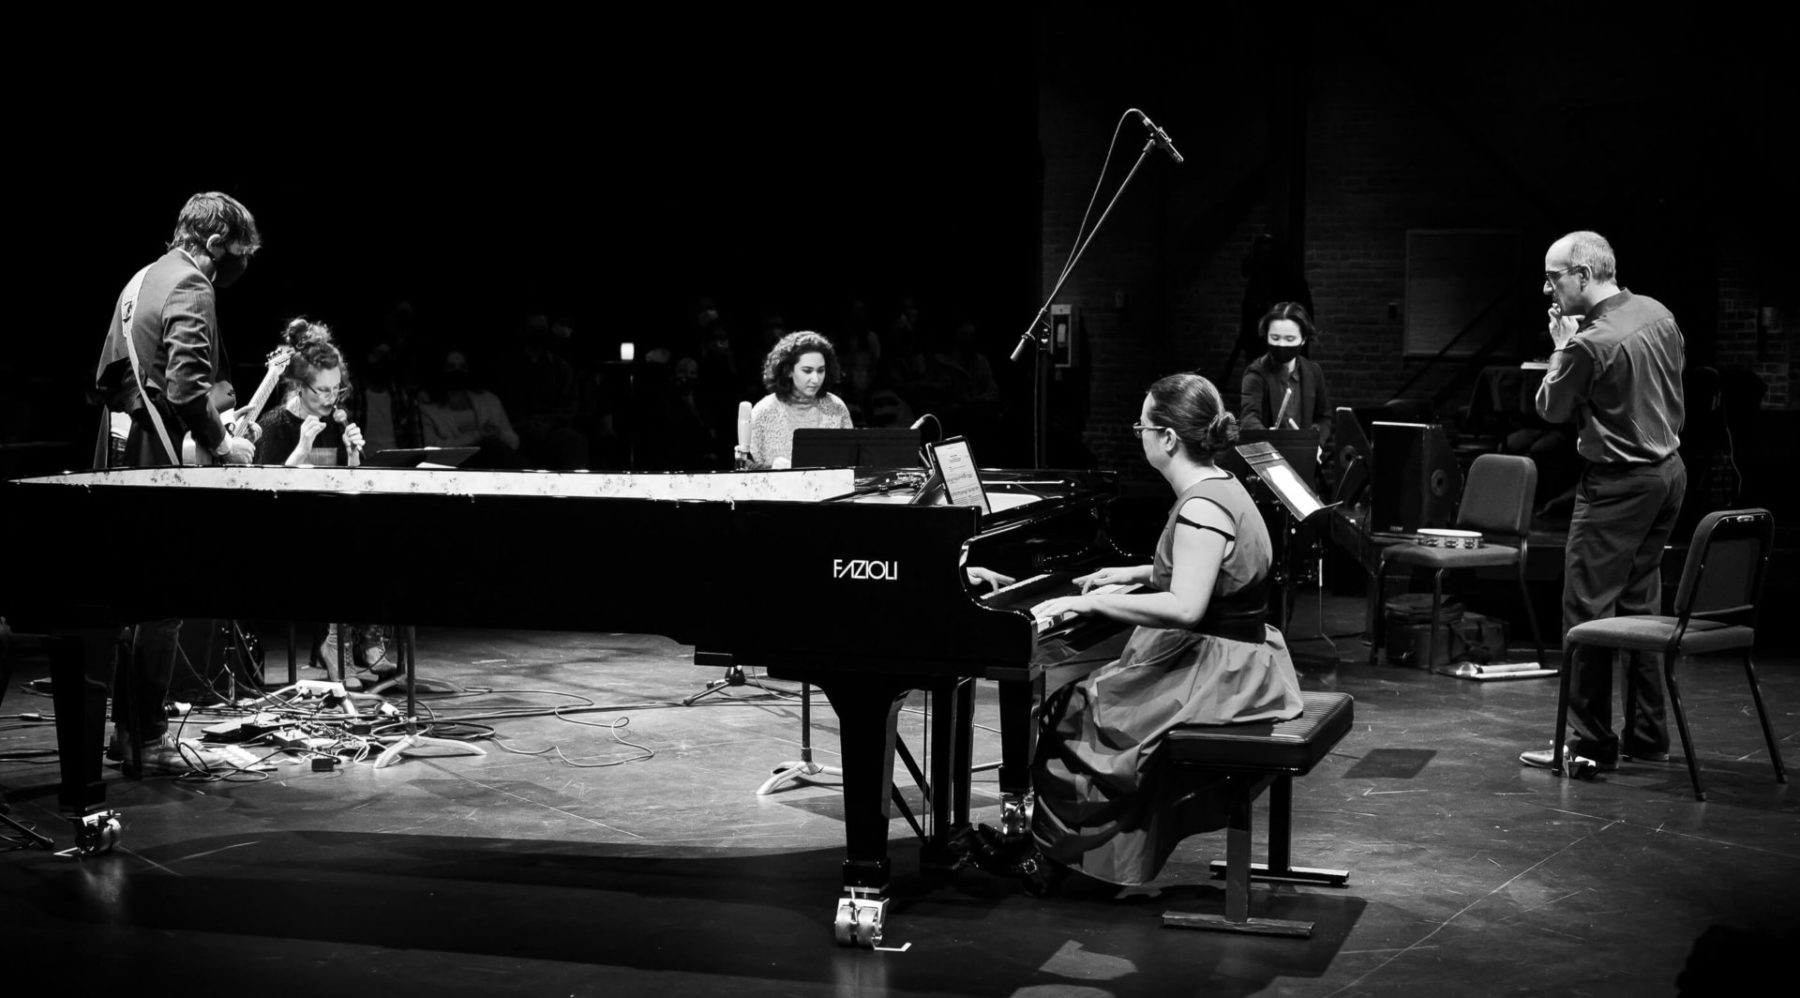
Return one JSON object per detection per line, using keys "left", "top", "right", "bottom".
{"left": 182, "top": 346, "right": 295, "bottom": 465}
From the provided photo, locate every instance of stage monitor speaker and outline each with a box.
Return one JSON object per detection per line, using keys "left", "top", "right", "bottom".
{"left": 1369, "top": 421, "right": 1460, "bottom": 534}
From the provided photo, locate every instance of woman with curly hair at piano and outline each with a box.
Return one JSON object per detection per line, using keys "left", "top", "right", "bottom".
{"left": 741, "top": 330, "right": 853, "bottom": 469}
{"left": 254, "top": 318, "right": 366, "bottom": 468}
{"left": 252, "top": 318, "right": 391, "bottom": 686}
{"left": 977, "top": 372, "right": 1304, "bottom": 894}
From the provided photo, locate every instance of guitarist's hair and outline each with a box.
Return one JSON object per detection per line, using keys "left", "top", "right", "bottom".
{"left": 169, "top": 192, "right": 262, "bottom": 256}
{"left": 280, "top": 317, "right": 351, "bottom": 399}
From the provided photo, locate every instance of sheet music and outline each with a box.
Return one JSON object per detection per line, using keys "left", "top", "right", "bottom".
{"left": 931, "top": 438, "right": 990, "bottom": 514}
{"left": 1260, "top": 462, "right": 1323, "bottom": 519}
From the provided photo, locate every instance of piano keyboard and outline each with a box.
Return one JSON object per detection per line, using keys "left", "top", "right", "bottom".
{"left": 979, "top": 572, "right": 1141, "bottom": 635}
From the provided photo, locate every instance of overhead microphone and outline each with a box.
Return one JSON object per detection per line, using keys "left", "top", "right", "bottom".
{"left": 1136, "top": 110, "right": 1184, "bottom": 165}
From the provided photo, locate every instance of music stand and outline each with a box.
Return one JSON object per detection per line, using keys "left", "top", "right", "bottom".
{"left": 1234, "top": 441, "right": 1335, "bottom": 631}
{"left": 365, "top": 446, "right": 480, "bottom": 468}
{"left": 791, "top": 428, "right": 922, "bottom": 472}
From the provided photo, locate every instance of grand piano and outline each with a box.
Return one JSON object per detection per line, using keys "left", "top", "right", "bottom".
{"left": 0, "top": 462, "right": 1134, "bottom": 946}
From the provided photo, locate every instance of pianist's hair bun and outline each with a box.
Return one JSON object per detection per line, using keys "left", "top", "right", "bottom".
{"left": 278, "top": 317, "right": 350, "bottom": 396}
{"left": 280, "top": 316, "right": 335, "bottom": 350}
{"left": 1146, "top": 372, "right": 1238, "bottom": 462}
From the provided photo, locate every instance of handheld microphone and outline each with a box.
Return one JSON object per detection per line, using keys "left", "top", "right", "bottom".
{"left": 735, "top": 400, "right": 753, "bottom": 469}
{"left": 1136, "top": 110, "right": 1184, "bottom": 165}
{"left": 332, "top": 407, "right": 360, "bottom": 467}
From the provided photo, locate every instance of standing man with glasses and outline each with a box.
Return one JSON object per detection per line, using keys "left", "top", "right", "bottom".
{"left": 88, "top": 191, "right": 262, "bottom": 774}
{"left": 1519, "top": 230, "right": 1686, "bottom": 775}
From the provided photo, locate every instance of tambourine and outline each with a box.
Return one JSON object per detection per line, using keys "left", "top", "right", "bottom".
{"left": 1415, "top": 528, "right": 1484, "bottom": 549}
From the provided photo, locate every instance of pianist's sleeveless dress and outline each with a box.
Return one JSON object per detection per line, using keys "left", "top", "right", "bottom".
{"left": 1030, "top": 471, "right": 1303, "bottom": 886}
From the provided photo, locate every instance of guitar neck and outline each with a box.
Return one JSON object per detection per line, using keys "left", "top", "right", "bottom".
{"left": 233, "top": 355, "right": 291, "bottom": 432}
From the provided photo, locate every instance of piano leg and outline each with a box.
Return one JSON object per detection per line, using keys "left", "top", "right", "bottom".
{"left": 49, "top": 630, "right": 123, "bottom": 855}
{"left": 995, "top": 674, "right": 1042, "bottom": 840}
{"left": 810, "top": 674, "right": 913, "bottom": 948}
{"left": 920, "top": 677, "right": 974, "bottom": 875}
{"left": 50, "top": 632, "right": 108, "bottom": 815}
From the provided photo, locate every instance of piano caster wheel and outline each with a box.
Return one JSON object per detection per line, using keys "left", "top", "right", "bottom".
{"left": 68, "top": 810, "right": 122, "bottom": 857}
{"left": 832, "top": 891, "right": 887, "bottom": 948}
{"left": 999, "top": 793, "right": 1032, "bottom": 840}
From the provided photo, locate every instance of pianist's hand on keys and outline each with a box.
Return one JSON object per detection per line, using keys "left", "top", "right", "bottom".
{"left": 1031, "top": 583, "right": 1136, "bottom": 634}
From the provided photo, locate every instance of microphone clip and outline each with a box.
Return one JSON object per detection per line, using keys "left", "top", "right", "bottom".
{"left": 1136, "top": 110, "right": 1184, "bottom": 165}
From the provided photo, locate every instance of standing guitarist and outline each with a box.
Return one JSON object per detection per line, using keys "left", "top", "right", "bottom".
{"left": 88, "top": 192, "right": 261, "bottom": 775}
{"left": 93, "top": 191, "right": 261, "bottom": 468}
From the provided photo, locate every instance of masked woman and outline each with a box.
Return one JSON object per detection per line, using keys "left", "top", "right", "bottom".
{"left": 1239, "top": 301, "right": 1331, "bottom": 444}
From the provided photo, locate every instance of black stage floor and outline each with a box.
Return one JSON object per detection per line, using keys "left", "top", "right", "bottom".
{"left": 2, "top": 591, "right": 1795, "bottom": 997}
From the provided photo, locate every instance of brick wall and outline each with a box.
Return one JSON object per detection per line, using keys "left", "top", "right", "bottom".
{"left": 1035, "top": 16, "right": 1791, "bottom": 477}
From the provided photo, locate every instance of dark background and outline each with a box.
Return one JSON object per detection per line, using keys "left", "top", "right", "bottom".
{"left": 8, "top": 11, "right": 1797, "bottom": 480}
{"left": 11, "top": 14, "right": 1042, "bottom": 460}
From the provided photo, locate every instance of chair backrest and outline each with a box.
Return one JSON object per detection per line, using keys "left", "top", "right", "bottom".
{"left": 1455, "top": 453, "right": 1537, "bottom": 539}
{"left": 1672, "top": 508, "right": 1774, "bottom": 630}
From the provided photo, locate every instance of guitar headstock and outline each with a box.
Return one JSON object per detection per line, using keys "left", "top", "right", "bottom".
{"left": 266, "top": 345, "right": 296, "bottom": 372}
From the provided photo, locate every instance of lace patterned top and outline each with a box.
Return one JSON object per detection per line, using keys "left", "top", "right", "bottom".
{"left": 746, "top": 392, "right": 852, "bottom": 468}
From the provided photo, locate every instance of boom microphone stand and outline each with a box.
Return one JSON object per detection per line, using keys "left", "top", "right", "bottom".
{"left": 1010, "top": 109, "right": 1183, "bottom": 468}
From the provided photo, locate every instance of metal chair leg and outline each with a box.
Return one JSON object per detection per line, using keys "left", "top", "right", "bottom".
{"left": 1742, "top": 653, "right": 1789, "bottom": 784}
{"left": 1430, "top": 569, "right": 1445, "bottom": 669}
{"left": 1663, "top": 653, "right": 1706, "bottom": 801}
{"left": 1517, "top": 560, "right": 1546, "bottom": 670}
{"left": 1367, "top": 561, "right": 1385, "bottom": 666}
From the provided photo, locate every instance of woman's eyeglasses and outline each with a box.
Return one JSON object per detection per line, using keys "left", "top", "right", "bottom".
{"left": 306, "top": 384, "right": 346, "bottom": 399}
{"left": 1131, "top": 422, "right": 1167, "bottom": 435}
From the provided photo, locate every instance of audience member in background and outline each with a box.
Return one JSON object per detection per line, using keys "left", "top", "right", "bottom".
{"left": 835, "top": 296, "right": 881, "bottom": 369}
{"left": 696, "top": 319, "right": 744, "bottom": 455}
{"left": 351, "top": 340, "right": 424, "bottom": 454}
{"left": 1238, "top": 301, "right": 1331, "bottom": 444}
{"left": 931, "top": 316, "right": 1002, "bottom": 438}
{"left": 502, "top": 312, "right": 589, "bottom": 469}
{"left": 973, "top": 372, "right": 1303, "bottom": 895}
{"left": 420, "top": 349, "right": 523, "bottom": 467}
{"left": 879, "top": 299, "right": 936, "bottom": 416}
{"left": 653, "top": 355, "right": 722, "bottom": 469}
{"left": 842, "top": 348, "right": 916, "bottom": 430}
{"left": 744, "top": 331, "right": 853, "bottom": 469}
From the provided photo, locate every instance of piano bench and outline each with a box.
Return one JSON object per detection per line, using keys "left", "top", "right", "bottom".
{"left": 1161, "top": 690, "right": 1354, "bottom": 938}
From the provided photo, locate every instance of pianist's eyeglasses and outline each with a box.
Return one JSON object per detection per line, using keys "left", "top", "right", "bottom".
{"left": 1130, "top": 422, "right": 1168, "bottom": 435}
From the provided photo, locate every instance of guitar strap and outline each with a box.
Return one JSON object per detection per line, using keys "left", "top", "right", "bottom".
{"left": 116, "top": 264, "right": 185, "bottom": 466}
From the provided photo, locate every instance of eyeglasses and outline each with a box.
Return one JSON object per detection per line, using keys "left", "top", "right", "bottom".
{"left": 1543, "top": 266, "right": 1583, "bottom": 286}
{"left": 306, "top": 383, "right": 346, "bottom": 399}
{"left": 1131, "top": 422, "right": 1167, "bottom": 435}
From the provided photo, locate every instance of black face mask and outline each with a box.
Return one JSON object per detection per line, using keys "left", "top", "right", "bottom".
{"left": 212, "top": 250, "right": 249, "bottom": 289}
{"left": 1266, "top": 344, "right": 1301, "bottom": 365}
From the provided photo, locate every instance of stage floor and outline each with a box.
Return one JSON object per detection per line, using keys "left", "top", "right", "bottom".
{"left": 3, "top": 591, "right": 1796, "bottom": 997}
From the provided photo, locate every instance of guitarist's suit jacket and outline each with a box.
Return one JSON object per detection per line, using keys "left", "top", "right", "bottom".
{"left": 92, "top": 248, "right": 231, "bottom": 467}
